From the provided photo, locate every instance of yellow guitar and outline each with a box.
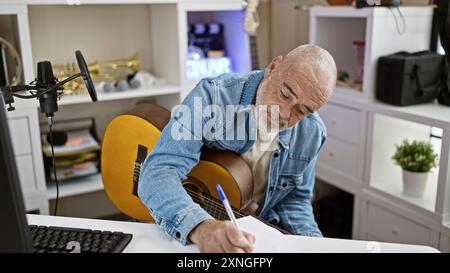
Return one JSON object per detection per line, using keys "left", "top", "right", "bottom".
{"left": 101, "top": 103, "right": 257, "bottom": 222}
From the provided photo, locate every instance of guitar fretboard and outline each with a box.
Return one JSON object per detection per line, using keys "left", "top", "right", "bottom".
{"left": 249, "top": 35, "right": 259, "bottom": 70}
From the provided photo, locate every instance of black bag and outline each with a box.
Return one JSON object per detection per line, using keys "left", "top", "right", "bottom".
{"left": 376, "top": 51, "right": 445, "bottom": 106}
{"left": 437, "top": 0, "right": 450, "bottom": 106}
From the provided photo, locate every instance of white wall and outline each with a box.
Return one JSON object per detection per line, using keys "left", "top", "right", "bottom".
{"left": 28, "top": 5, "right": 154, "bottom": 73}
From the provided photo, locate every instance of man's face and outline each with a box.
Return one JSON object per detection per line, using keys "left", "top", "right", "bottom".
{"left": 255, "top": 58, "right": 329, "bottom": 130}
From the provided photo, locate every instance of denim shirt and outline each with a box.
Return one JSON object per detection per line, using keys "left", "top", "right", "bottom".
{"left": 138, "top": 70, "right": 326, "bottom": 245}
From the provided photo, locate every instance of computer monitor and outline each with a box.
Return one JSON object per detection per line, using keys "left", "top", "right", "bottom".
{"left": 0, "top": 96, "right": 33, "bottom": 252}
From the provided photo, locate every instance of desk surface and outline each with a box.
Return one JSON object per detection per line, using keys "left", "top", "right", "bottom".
{"left": 27, "top": 214, "right": 440, "bottom": 253}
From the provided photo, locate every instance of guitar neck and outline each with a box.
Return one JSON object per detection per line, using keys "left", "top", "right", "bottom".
{"left": 249, "top": 35, "right": 259, "bottom": 70}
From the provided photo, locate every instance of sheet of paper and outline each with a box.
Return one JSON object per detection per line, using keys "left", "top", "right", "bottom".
{"left": 231, "top": 216, "right": 439, "bottom": 253}
{"left": 181, "top": 216, "right": 440, "bottom": 253}
{"left": 236, "top": 216, "right": 285, "bottom": 253}
{"left": 180, "top": 216, "right": 285, "bottom": 253}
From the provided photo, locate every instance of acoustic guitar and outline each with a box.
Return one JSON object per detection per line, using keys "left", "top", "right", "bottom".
{"left": 101, "top": 103, "right": 257, "bottom": 222}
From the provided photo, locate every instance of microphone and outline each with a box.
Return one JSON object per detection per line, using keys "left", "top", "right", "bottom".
{"left": 36, "top": 50, "right": 97, "bottom": 125}
{"left": 36, "top": 61, "right": 58, "bottom": 125}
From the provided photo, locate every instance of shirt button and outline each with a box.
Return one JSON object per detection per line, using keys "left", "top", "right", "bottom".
{"left": 175, "top": 232, "right": 181, "bottom": 239}
{"left": 274, "top": 153, "right": 279, "bottom": 158}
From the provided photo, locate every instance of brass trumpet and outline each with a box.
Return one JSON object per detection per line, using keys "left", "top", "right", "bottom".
{"left": 53, "top": 53, "right": 140, "bottom": 94}
{"left": 88, "top": 53, "right": 140, "bottom": 75}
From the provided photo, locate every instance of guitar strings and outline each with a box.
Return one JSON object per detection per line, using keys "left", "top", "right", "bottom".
{"left": 189, "top": 194, "right": 230, "bottom": 220}
{"left": 185, "top": 188, "right": 246, "bottom": 218}
{"left": 185, "top": 188, "right": 245, "bottom": 218}
{"left": 183, "top": 187, "right": 246, "bottom": 218}
{"left": 193, "top": 197, "right": 236, "bottom": 221}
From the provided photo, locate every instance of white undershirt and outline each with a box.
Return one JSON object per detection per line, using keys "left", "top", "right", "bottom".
{"left": 242, "top": 128, "right": 279, "bottom": 207}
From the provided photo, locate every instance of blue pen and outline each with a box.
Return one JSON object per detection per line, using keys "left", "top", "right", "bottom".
{"left": 216, "top": 184, "right": 239, "bottom": 228}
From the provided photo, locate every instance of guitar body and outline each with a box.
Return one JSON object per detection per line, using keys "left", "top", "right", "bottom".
{"left": 101, "top": 103, "right": 254, "bottom": 222}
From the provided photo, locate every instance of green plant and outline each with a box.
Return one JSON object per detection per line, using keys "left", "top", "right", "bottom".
{"left": 392, "top": 139, "right": 438, "bottom": 173}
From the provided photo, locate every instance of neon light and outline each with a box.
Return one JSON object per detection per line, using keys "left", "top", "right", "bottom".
{"left": 186, "top": 57, "right": 233, "bottom": 80}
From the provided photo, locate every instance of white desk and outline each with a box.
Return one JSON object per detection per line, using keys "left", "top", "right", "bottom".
{"left": 27, "top": 214, "right": 440, "bottom": 253}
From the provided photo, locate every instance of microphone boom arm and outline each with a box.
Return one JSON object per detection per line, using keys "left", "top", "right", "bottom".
{"left": 0, "top": 73, "right": 84, "bottom": 110}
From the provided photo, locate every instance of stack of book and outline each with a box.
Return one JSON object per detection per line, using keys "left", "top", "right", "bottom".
{"left": 42, "top": 129, "right": 100, "bottom": 181}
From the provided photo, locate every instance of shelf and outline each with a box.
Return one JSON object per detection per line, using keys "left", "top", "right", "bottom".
{"left": 47, "top": 173, "right": 103, "bottom": 199}
{"left": 335, "top": 86, "right": 363, "bottom": 96}
{"left": 0, "top": 3, "right": 27, "bottom": 15}
{"left": 310, "top": 6, "right": 433, "bottom": 19}
{"left": 58, "top": 85, "right": 180, "bottom": 105}
{"left": 310, "top": 6, "right": 433, "bottom": 102}
{"left": 309, "top": 6, "right": 372, "bottom": 18}
{"left": 370, "top": 170, "right": 438, "bottom": 213}
{"left": 25, "top": 0, "right": 178, "bottom": 5}
{"left": 310, "top": 14, "right": 367, "bottom": 98}
{"left": 370, "top": 101, "right": 450, "bottom": 131}
{"left": 369, "top": 113, "right": 440, "bottom": 213}
{"left": 329, "top": 94, "right": 450, "bottom": 130}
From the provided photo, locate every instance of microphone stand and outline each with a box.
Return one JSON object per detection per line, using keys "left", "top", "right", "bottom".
{"left": 0, "top": 50, "right": 97, "bottom": 216}
{"left": 1, "top": 50, "right": 97, "bottom": 124}
{"left": 0, "top": 70, "right": 86, "bottom": 125}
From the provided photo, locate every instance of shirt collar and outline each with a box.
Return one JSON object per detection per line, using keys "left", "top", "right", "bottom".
{"left": 278, "top": 128, "right": 291, "bottom": 150}
{"left": 240, "top": 70, "right": 265, "bottom": 106}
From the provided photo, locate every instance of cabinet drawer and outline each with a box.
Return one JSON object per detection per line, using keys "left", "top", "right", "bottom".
{"left": 8, "top": 117, "right": 32, "bottom": 155}
{"left": 317, "top": 136, "right": 359, "bottom": 179}
{"left": 367, "top": 203, "right": 432, "bottom": 246}
{"left": 318, "top": 103, "right": 361, "bottom": 144}
{"left": 15, "top": 154, "right": 37, "bottom": 196}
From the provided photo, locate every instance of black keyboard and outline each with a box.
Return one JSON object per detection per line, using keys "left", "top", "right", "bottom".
{"left": 29, "top": 225, "right": 132, "bottom": 253}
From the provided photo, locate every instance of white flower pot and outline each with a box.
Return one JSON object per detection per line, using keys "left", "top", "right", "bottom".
{"left": 402, "top": 169, "right": 429, "bottom": 197}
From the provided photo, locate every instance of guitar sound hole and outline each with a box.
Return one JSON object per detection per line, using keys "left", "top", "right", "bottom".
{"left": 183, "top": 178, "right": 210, "bottom": 196}
{"left": 183, "top": 177, "right": 212, "bottom": 209}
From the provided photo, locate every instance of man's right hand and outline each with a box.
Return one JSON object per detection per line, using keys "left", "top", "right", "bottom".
{"left": 188, "top": 219, "right": 255, "bottom": 253}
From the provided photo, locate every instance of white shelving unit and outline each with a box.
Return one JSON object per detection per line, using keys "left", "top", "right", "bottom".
{"left": 1, "top": 3, "right": 49, "bottom": 214}
{"left": 58, "top": 85, "right": 180, "bottom": 105}
{"left": 1, "top": 0, "right": 250, "bottom": 217}
{"left": 47, "top": 173, "right": 103, "bottom": 199}
{"left": 310, "top": 6, "right": 433, "bottom": 101}
{"left": 311, "top": 6, "right": 450, "bottom": 251}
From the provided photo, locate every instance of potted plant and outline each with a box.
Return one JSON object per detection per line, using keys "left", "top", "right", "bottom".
{"left": 392, "top": 139, "right": 438, "bottom": 197}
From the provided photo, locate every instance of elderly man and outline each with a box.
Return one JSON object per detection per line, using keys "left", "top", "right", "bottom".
{"left": 138, "top": 44, "right": 337, "bottom": 253}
